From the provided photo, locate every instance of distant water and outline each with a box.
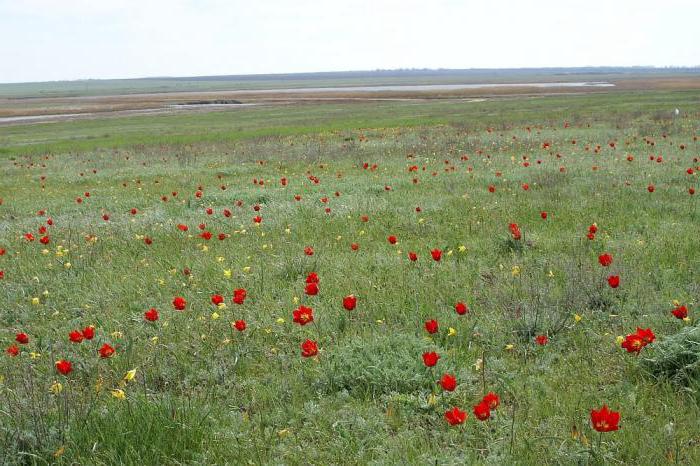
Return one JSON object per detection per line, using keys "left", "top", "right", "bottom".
{"left": 232, "top": 82, "right": 615, "bottom": 94}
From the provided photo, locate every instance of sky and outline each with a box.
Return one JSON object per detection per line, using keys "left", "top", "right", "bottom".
{"left": 0, "top": 0, "right": 698, "bottom": 83}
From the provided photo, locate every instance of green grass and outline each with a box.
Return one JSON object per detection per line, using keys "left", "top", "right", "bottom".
{"left": 0, "top": 91, "right": 699, "bottom": 464}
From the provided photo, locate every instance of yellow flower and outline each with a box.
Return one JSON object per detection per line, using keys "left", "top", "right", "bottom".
{"left": 615, "top": 335, "right": 624, "bottom": 345}
{"left": 150, "top": 336, "right": 159, "bottom": 344}
{"left": 217, "top": 302, "right": 227, "bottom": 310}
{"left": 418, "top": 218, "right": 425, "bottom": 224}
{"left": 31, "top": 297, "right": 40, "bottom": 305}
{"left": 242, "top": 266, "right": 251, "bottom": 273}
{"left": 672, "top": 299, "right": 681, "bottom": 307}
{"left": 505, "top": 344, "right": 515, "bottom": 351}
{"left": 285, "top": 228, "right": 291, "bottom": 234}
{"left": 574, "top": 314, "right": 582, "bottom": 323}
{"left": 124, "top": 369, "right": 137, "bottom": 382}
{"left": 447, "top": 327, "right": 457, "bottom": 337}
{"left": 683, "top": 317, "right": 691, "bottom": 323}
{"left": 293, "top": 296, "right": 299, "bottom": 304}
{"left": 42, "top": 249, "right": 49, "bottom": 255}
{"left": 29, "top": 352, "right": 41, "bottom": 359}
{"left": 223, "top": 269, "right": 232, "bottom": 279}
{"left": 427, "top": 393, "right": 437, "bottom": 406}
{"left": 64, "top": 262, "right": 71, "bottom": 269}
{"left": 211, "top": 312, "right": 220, "bottom": 320}
{"left": 446, "top": 250, "right": 453, "bottom": 256}
{"left": 276, "top": 317, "right": 285, "bottom": 324}
{"left": 111, "top": 331, "right": 123, "bottom": 339}
{"left": 217, "top": 256, "right": 225, "bottom": 262}
{"left": 474, "top": 358, "right": 483, "bottom": 371}
{"left": 278, "top": 429, "right": 291, "bottom": 438}
{"left": 50, "top": 381, "right": 63, "bottom": 394}
{"left": 111, "top": 389, "right": 126, "bottom": 400}
{"left": 458, "top": 245, "right": 467, "bottom": 253}
{"left": 511, "top": 266, "right": 521, "bottom": 277}
{"left": 547, "top": 270, "right": 555, "bottom": 278}
{"left": 53, "top": 446, "right": 65, "bottom": 458}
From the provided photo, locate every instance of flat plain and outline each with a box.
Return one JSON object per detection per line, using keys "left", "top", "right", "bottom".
{"left": 0, "top": 70, "right": 699, "bottom": 464}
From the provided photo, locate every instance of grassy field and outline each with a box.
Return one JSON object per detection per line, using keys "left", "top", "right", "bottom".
{"left": 0, "top": 90, "right": 699, "bottom": 464}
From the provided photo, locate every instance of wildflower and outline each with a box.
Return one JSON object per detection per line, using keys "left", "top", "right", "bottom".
{"left": 293, "top": 306, "right": 314, "bottom": 326}
{"left": 15, "top": 333, "right": 29, "bottom": 344}
{"left": 607, "top": 275, "right": 620, "bottom": 288}
{"left": 144, "top": 308, "right": 159, "bottom": 321}
{"left": 671, "top": 305, "right": 688, "bottom": 320}
{"left": 424, "top": 319, "right": 439, "bottom": 334}
{"left": 535, "top": 335, "right": 549, "bottom": 345}
{"left": 482, "top": 392, "right": 500, "bottom": 410}
{"left": 422, "top": 351, "right": 440, "bottom": 367}
{"left": 473, "top": 401, "right": 491, "bottom": 421}
{"left": 343, "top": 295, "right": 357, "bottom": 311}
{"left": 445, "top": 407, "right": 467, "bottom": 425}
{"left": 301, "top": 339, "right": 318, "bottom": 357}
{"left": 234, "top": 320, "right": 247, "bottom": 331}
{"left": 173, "top": 296, "right": 186, "bottom": 310}
{"left": 111, "top": 389, "right": 126, "bottom": 400}
{"left": 233, "top": 288, "right": 247, "bottom": 305}
{"left": 55, "top": 359, "right": 72, "bottom": 375}
{"left": 98, "top": 344, "right": 115, "bottom": 358}
{"left": 590, "top": 404, "right": 620, "bottom": 432}
{"left": 598, "top": 253, "right": 613, "bottom": 267}
{"left": 439, "top": 374, "right": 457, "bottom": 391}
{"left": 430, "top": 249, "right": 442, "bottom": 261}
{"left": 124, "top": 369, "right": 137, "bottom": 382}
{"left": 455, "top": 302, "right": 468, "bottom": 315}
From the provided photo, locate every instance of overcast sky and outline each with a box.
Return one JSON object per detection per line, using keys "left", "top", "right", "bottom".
{"left": 1, "top": 0, "right": 698, "bottom": 83}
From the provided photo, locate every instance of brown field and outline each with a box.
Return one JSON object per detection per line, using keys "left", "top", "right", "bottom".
{"left": 1, "top": 75, "right": 698, "bottom": 124}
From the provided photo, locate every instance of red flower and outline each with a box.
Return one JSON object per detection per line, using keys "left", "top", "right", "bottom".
{"left": 422, "top": 351, "right": 440, "bottom": 367}
{"left": 425, "top": 319, "right": 438, "bottom": 334}
{"left": 482, "top": 392, "right": 500, "bottom": 410}
{"left": 635, "top": 327, "right": 655, "bottom": 345}
{"left": 430, "top": 249, "right": 442, "bottom": 261}
{"left": 408, "top": 252, "right": 418, "bottom": 261}
{"left": 15, "top": 333, "right": 29, "bottom": 344}
{"left": 305, "top": 282, "right": 319, "bottom": 296}
{"left": 607, "top": 275, "right": 620, "bottom": 288}
{"left": 590, "top": 404, "right": 620, "bottom": 432}
{"left": 304, "top": 246, "right": 314, "bottom": 256}
{"left": 6, "top": 345, "right": 19, "bottom": 357}
{"left": 387, "top": 235, "right": 397, "bottom": 245}
{"left": 671, "top": 305, "right": 688, "bottom": 320}
{"left": 144, "top": 308, "right": 159, "bottom": 321}
{"left": 39, "top": 236, "right": 50, "bottom": 245}
{"left": 293, "top": 306, "right": 314, "bottom": 325}
{"left": 444, "top": 407, "right": 467, "bottom": 426}
{"left": 588, "top": 224, "right": 598, "bottom": 234}
{"left": 234, "top": 320, "right": 247, "bottom": 331}
{"left": 0, "top": 271, "right": 4, "bottom": 280}
{"left": 24, "top": 233, "right": 35, "bottom": 242}
{"left": 454, "top": 302, "right": 468, "bottom": 315}
{"left": 540, "top": 211, "right": 548, "bottom": 219}
{"left": 233, "top": 288, "right": 247, "bottom": 305}
{"left": 535, "top": 335, "right": 548, "bottom": 345}
{"left": 177, "top": 224, "right": 189, "bottom": 232}
{"left": 647, "top": 184, "right": 655, "bottom": 193}
{"left": 82, "top": 326, "right": 95, "bottom": 340}
{"left": 253, "top": 216, "right": 262, "bottom": 224}
{"left": 473, "top": 401, "right": 491, "bottom": 421}
{"left": 173, "top": 296, "right": 187, "bottom": 310}
{"left": 488, "top": 185, "right": 496, "bottom": 193}
{"left": 598, "top": 253, "right": 613, "bottom": 267}
{"left": 522, "top": 183, "right": 529, "bottom": 191}
{"left": 305, "top": 272, "right": 319, "bottom": 284}
{"left": 69, "top": 330, "right": 84, "bottom": 343}
{"left": 439, "top": 374, "right": 457, "bottom": 391}
{"left": 211, "top": 294, "right": 224, "bottom": 306}
{"left": 343, "top": 295, "right": 357, "bottom": 311}
{"left": 350, "top": 243, "right": 359, "bottom": 251}
{"left": 301, "top": 339, "right": 318, "bottom": 357}
{"left": 508, "top": 223, "right": 522, "bottom": 240}
{"left": 56, "top": 359, "right": 72, "bottom": 375}
{"left": 98, "top": 343, "right": 115, "bottom": 358}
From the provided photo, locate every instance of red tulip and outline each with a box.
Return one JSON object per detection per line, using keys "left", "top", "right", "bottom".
{"left": 211, "top": 294, "right": 224, "bottom": 306}
{"left": 6, "top": 345, "right": 19, "bottom": 357}
{"left": 482, "top": 392, "right": 500, "bottom": 410}
{"left": 388, "top": 235, "right": 398, "bottom": 245}
{"left": 56, "top": 359, "right": 72, "bottom": 375}
{"left": 234, "top": 320, "right": 247, "bottom": 331}
{"left": 535, "top": 335, "right": 548, "bottom": 345}
{"left": 305, "top": 282, "right": 319, "bottom": 296}
{"left": 173, "top": 296, "right": 187, "bottom": 310}
{"left": 430, "top": 249, "right": 442, "bottom": 261}
{"left": 15, "top": 333, "right": 29, "bottom": 344}
{"left": 408, "top": 252, "right": 418, "bottom": 261}
{"left": 598, "top": 253, "right": 613, "bottom": 267}
{"left": 439, "top": 374, "right": 457, "bottom": 391}
{"left": 233, "top": 288, "right": 247, "bottom": 305}
{"left": 98, "top": 343, "right": 115, "bottom": 358}
{"left": 444, "top": 407, "right": 467, "bottom": 425}
{"left": 454, "top": 302, "right": 468, "bottom": 315}
{"left": 473, "top": 401, "right": 491, "bottom": 421}
{"left": 422, "top": 351, "right": 440, "bottom": 367}
{"left": 607, "top": 275, "right": 620, "bottom": 288}
{"left": 301, "top": 339, "right": 318, "bottom": 357}
{"left": 671, "top": 305, "right": 688, "bottom": 320}
{"left": 590, "top": 404, "right": 620, "bottom": 432}
{"left": 69, "top": 330, "right": 84, "bottom": 343}
{"left": 144, "top": 308, "right": 159, "bottom": 321}
{"left": 343, "top": 295, "right": 357, "bottom": 311}
{"left": 424, "top": 319, "right": 438, "bottom": 334}
{"left": 293, "top": 306, "right": 314, "bottom": 325}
